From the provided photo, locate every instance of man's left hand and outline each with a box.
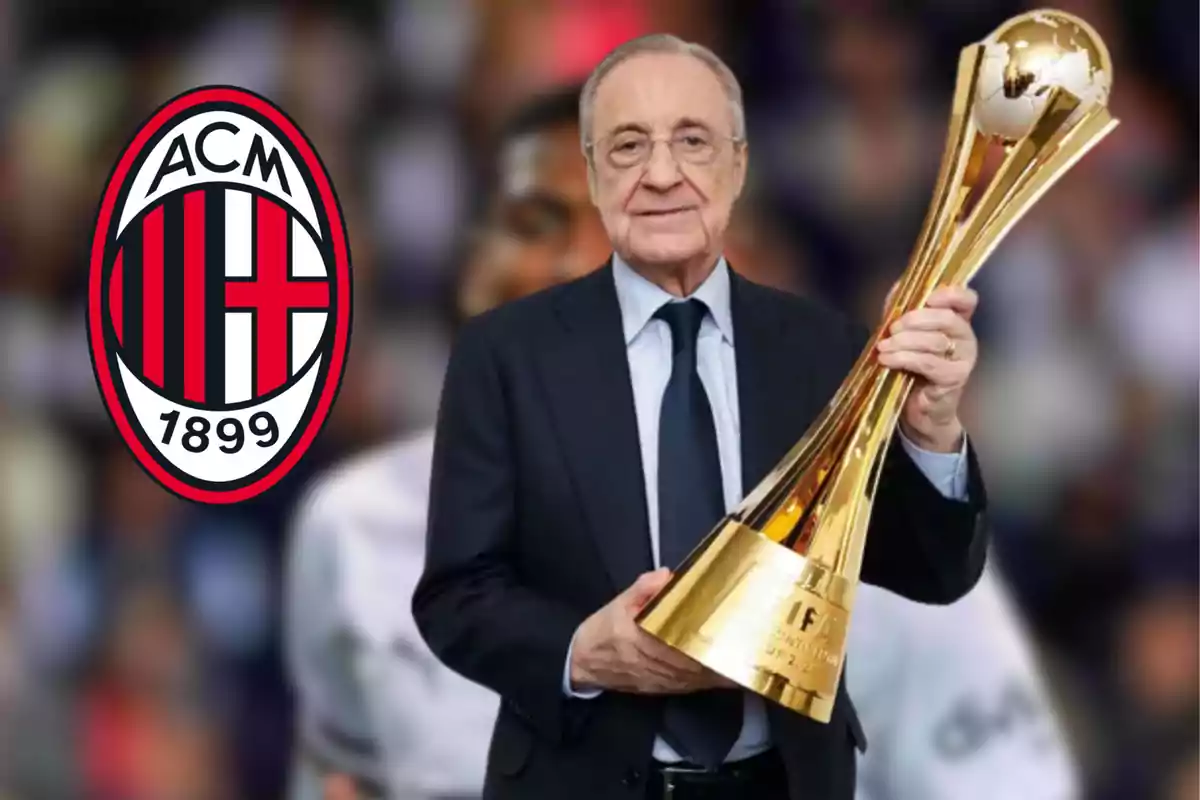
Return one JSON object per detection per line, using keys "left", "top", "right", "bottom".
{"left": 876, "top": 286, "right": 978, "bottom": 453}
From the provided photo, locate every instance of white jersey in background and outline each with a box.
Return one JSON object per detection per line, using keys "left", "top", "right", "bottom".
{"left": 284, "top": 430, "right": 499, "bottom": 800}
{"left": 847, "top": 564, "right": 1081, "bottom": 800}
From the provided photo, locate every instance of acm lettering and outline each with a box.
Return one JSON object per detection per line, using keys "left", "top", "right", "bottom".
{"left": 148, "top": 123, "right": 292, "bottom": 196}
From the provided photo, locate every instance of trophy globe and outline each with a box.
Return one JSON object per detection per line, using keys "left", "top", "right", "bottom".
{"left": 974, "top": 9, "right": 1114, "bottom": 144}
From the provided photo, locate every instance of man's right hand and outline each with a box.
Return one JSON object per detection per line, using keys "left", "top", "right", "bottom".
{"left": 568, "top": 568, "right": 736, "bottom": 694}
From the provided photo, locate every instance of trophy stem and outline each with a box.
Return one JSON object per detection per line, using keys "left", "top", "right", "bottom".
{"left": 788, "top": 366, "right": 912, "bottom": 572}
{"left": 746, "top": 364, "right": 876, "bottom": 540}
{"left": 737, "top": 44, "right": 990, "bottom": 543}
{"left": 892, "top": 45, "right": 987, "bottom": 309}
{"left": 773, "top": 80, "right": 1121, "bottom": 608}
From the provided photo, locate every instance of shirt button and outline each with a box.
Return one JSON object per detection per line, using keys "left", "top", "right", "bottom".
{"left": 622, "top": 768, "right": 643, "bottom": 787}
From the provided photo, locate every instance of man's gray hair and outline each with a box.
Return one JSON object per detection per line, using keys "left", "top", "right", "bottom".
{"left": 578, "top": 33, "right": 746, "bottom": 150}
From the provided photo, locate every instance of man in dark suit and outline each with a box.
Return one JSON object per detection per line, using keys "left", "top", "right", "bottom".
{"left": 413, "top": 33, "right": 990, "bottom": 800}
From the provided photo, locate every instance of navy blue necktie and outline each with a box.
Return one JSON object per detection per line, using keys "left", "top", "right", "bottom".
{"left": 654, "top": 299, "right": 742, "bottom": 769}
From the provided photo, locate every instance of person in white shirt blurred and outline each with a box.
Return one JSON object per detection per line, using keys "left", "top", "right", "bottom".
{"left": 285, "top": 427, "right": 494, "bottom": 800}
{"left": 283, "top": 85, "right": 606, "bottom": 800}
{"left": 283, "top": 83, "right": 1079, "bottom": 800}
{"left": 848, "top": 567, "right": 1081, "bottom": 800}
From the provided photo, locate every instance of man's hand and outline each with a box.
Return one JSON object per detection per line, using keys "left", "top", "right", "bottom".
{"left": 569, "top": 568, "right": 736, "bottom": 694}
{"left": 876, "top": 286, "right": 979, "bottom": 453}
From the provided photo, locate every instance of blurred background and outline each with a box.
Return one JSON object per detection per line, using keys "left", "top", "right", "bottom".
{"left": 0, "top": 0, "right": 1193, "bottom": 798}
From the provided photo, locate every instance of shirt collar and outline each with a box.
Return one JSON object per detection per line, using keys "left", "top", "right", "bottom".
{"left": 611, "top": 253, "right": 734, "bottom": 346}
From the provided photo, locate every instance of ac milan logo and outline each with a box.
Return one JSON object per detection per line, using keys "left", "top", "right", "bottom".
{"left": 88, "top": 86, "right": 352, "bottom": 504}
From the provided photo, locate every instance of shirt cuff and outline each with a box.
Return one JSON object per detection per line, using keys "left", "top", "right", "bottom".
{"left": 897, "top": 426, "right": 969, "bottom": 502}
{"left": 562, "top": 630, "right": 603, "bottom": 699}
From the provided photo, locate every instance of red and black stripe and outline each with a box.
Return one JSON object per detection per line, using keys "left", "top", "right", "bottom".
{"left": 161, "top": 196, "right": 184, "bottom": 396}
{"left": 203, "top": 188, "right": 226, "bottom": 405}
{"left": 110, "top": 188, "right": 223, "bottom": 406}
{"left": 117, "top": 210, "right": 143, "bottom": 375}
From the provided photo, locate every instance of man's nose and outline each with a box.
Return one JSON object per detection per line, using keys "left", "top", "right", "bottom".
{"left": 640, "top": 140, "right": 683, "bottom": 190}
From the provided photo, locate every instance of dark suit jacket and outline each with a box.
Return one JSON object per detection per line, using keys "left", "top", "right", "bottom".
{"left": 412, "top": 262, "right": 989, "bottom": 800}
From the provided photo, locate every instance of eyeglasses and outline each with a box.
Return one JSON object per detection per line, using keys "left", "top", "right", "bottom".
{"left": 586, "top": 129, "right": 743, "bottom": 170}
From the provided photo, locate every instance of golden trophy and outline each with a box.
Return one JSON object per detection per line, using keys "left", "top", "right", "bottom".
{"left": 636, "top": 9, "right": 1118, "bottom": 722}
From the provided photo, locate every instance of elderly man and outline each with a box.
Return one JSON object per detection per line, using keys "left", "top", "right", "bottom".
{"left": 413, "top": 34, "right": 991, "bottom": 800}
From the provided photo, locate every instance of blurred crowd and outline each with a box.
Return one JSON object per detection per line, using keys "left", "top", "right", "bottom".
{"left": 0, "top": 1, "right": 1193, "bottom": 799}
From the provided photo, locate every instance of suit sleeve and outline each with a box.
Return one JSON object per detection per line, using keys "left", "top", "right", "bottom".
{"left": 412, "top": 318, "right": 590, "bottom": 744}
{"left": 847, "top": 322, "right": 991, "bottom": 604}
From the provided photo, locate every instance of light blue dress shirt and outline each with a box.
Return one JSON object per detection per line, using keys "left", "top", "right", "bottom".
{"left": 564, "top": 255, "right": 969, "bottom": 764}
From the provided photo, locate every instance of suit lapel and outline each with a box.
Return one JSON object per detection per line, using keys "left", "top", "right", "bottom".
{"left": 536, "top": 263, "right": 654, "bottom": 592}
{"left": 730, "top": 271, "right": 781, "bottom": 496}
{"left": 729, "top": 268, "right": 829, "bottom": 496}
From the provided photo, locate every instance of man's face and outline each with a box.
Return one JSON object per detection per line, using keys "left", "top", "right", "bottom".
{"left": 461, "top": 121, "right": 612, "bottom": 313}
{"left": 586, "top": 52, "right": 747, "bottom": 272}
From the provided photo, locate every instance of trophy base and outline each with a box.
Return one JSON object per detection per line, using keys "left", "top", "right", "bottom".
{"left": 635, "top": 520, "right": 854, "bottom": 723}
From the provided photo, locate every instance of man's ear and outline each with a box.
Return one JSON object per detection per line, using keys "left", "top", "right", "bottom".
{"left": 732, "top": 142, "right": 749, "bottom": 203}
{"left": 586, "top": 158, "right": 599, "bottom": 206}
